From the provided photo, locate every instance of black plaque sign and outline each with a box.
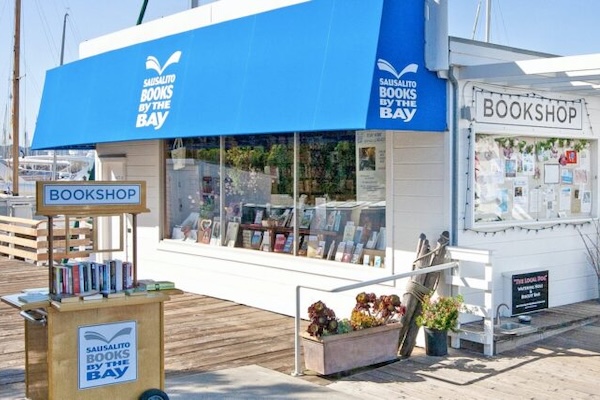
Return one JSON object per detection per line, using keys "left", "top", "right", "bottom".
{"left": 511, "top": 270, "right": 549, "bottom": 315}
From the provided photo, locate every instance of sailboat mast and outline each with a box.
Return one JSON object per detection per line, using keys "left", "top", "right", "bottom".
{"left": 52, "top": 12, "right": 69, "bottom": 180}
{"left": 11, "top": 0, "right": 21, "bottom": 196}
{"left": 485, "top": 0, "right": 491, "bottom": 43}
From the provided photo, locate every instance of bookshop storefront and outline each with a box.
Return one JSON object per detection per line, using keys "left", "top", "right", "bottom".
{"left": 450, "top": 41, "right": 600, "bottom": 308}
{"left": 32, "top": 0, "right": 449, "bottom": 315}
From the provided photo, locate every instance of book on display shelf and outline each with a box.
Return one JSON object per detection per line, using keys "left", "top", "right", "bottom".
{"left": 273, "top": 233, "right": 287, "bottom": 252}
{"left": 210, "top": 219, "right": 222, "bottom": 245}
{"left": 374, "top": 256, "right": 383, "bottom": 268}
{"left": 82, "top": 292, "right": 103, "bottom": 301}
{"left": 103, "top": 291, "right": 126, "bottom": 299}
{"left": 242, "top": 230, "right": 253, "bottom": 248}
{"left": 251, "top": 230, "right": 263, "bottom": 249}
{"left": 341, "top": 240, "right": 354, "bottom": 263}
{"left": 137, "top": 279, "right": 176, "bottom": 291}
{"left": 261, "top": 231, "right": 271, "bottom": 252}
{"left": 282, "top": 234, "right": 294, "bottom": 253}
{"left": 253, "top": 209, "right": 264, "bottom": 225}
{"left": 306, "top": 235, "right": 319, "bottom": 258}
{"left": 225, "top": 222, "right": 240, "bottom": 247}
{"left": 342, "top": 222, "right": 356, "bottom": 242}
{"left": 297, "top": 235, "right": 309, "bottom": 256}
{"left": 350, "top": 243, "right": 364, "bottom": 264}
{"left": 352, "top": 226, "right": 364, "bottom": 245}
{"left": 18, "top": 292, "right": 49, "bottom": 303}
{"left": 365, "top": 231, "right": 378, "bottom": 249}
{"left": 376, "top": 227, "right": 386, "bottom": 250}
{"left": 334, "top": 242, "right": 346, "bottom": 262}
{"left": 299, "top": 209, "right": 314, "bottom": 229}
{"left": 363, "top": 254, "right": 371, "bottom": 266}
{"left": 125, "top": 287, "right": 148, "bottom": 296}
{"left": 315, "top": 240, "right": 326, "bottom": 258}
{"left": 326, "top": 240, "right": 336, "bottom": 260}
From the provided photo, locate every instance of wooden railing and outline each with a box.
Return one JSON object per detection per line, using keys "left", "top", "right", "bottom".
{"left": 0, "top": 215, "right": 93, "bottom": 265}
{"left": 445, "top": 247, "right": 494, "bottom": 356}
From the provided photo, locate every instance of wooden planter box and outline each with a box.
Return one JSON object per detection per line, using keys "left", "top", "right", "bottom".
{"left": 300, "top": 323, "right": 401, "bottom": 375}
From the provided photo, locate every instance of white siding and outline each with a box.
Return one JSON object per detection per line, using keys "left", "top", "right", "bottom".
{"left": 391, "top": 131, "right": 450, "bottom": 268}
{"left": 97, "top": 141, "right": 162, "bottom": 229}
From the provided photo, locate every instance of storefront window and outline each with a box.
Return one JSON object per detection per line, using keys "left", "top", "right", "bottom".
{"left": 473, "top": 134, "right": 594, "bottom": 225}
{"left": 165, "top": 131, "right": 387, "bottom": 267}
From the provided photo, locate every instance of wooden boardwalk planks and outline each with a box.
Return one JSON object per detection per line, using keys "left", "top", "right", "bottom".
{"left": 3, "top": 257, "right": 600, "bottom": 400}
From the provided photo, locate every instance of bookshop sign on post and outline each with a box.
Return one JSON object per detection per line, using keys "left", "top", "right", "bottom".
{"left": 36, "top": 181, "right": 148, "bottom": 215}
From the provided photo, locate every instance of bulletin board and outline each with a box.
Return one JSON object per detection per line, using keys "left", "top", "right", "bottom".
{"left": 473, "top": 134, "right": 593, "bottom": 225}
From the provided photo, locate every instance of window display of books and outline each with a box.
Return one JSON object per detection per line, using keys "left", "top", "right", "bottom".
{"left": 199, "top": 200, "right": 386, "bottom": 268}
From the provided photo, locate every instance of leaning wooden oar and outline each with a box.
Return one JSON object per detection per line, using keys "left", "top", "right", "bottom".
{"left": 398, "top": 231, "right": 450, "bottom": 357}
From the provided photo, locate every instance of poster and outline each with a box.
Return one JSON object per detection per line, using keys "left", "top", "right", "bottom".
{"left": 78, "top": 320, "right": 137, "bottom": 389}
{"left": 511, "top": 271, "right": 549, "bottom": 315}
{"left": 356, "top": 131, "right": 386, "bottom": 201}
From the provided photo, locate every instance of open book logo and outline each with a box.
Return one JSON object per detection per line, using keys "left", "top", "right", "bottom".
{"left": 377, "top": 59, "right": 418, "bottom": 79}
{"left": 145, "top": 51, "right": 182, "bottom": 75}
{"left": 84, "top": 327, "right": 132, "bottom": 344}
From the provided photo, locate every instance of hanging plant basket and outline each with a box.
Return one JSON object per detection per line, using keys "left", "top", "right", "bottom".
{"left": 300, "top": 323, "right": 401, "bottom": 375}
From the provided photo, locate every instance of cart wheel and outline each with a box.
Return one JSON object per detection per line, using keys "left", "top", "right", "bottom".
{"left": 139, "top": 388, "right": 169, "bottom": 400}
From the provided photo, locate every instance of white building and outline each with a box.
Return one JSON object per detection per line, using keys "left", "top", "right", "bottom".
{"left": 32, "top": 0, "right": 600, "bottom": 324}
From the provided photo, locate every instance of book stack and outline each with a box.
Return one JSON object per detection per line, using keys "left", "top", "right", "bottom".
{"left": 52, "top": 259, "right": 135, "bottom": 301}
{"left": 137, "top": 279, "right": 176, "bottom": 291}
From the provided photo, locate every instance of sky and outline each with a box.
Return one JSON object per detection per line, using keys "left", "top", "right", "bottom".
{"left": 1, "top": 0, "right": 600, "bottom": 148}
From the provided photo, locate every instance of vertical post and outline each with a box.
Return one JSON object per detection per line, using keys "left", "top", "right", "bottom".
{"left": 292, "top": 285, "right": 303, "bottom": 376}
{"left": 12, "top": 0, "right": 21, "bottom": 196}
{"left": 483, "top": 261, "right": 494, "bottom": 356}
{"left": 132, "top": 213, "right": 138, "bottom": 285}
{"left": 52, "top": 12, "right": 69, "bottom": 180}
{"left": 485, "top": 0, "right": 492, "bottom": 42}
{"left": 48, "top": 216, "right": 54, "bottom": 295}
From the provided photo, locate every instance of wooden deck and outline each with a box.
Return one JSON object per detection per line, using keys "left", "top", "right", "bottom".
{"left": 0, "top": 258, "right": 329, "bottom": 398}
{"left": 3, "top": 258, "right": 600, "bottom": 399}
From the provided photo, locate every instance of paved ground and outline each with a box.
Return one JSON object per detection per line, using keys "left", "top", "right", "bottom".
{"left": 163, "top": 320, "right": 600, "bottom": 399}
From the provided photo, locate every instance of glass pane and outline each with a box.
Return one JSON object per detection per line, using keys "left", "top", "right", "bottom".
{"left": 474, "top": 134, "right": 593, "bottom": 224}
{"left": 297, "top": 131, "right": 387, "bottom": 267}
{"left": 164, "top": 131, "right": 387, "bottom": 268}
{"left": 165, "top": 137, "right": 221, "bottom": 242}
{"left": 222, "top": 134, "right": 295, "bottom": 250}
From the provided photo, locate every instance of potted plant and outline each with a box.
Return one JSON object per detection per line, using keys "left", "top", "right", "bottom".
{"left": 578, "top": 221, "right": 600, "bottom": 301}
{"left": 301, "top": 292, "right": 405, "bottom": 375}
{"left": 415, "top": 293, "right": 464, "bottom": 356}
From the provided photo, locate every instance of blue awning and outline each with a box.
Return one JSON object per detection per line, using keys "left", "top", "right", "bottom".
{"left": 32, "top": 0, "right": 446, "bottom": 150}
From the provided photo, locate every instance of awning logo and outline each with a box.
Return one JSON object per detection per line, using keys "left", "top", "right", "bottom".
{"left": 136, "top": 50, "right": 182, "bottom": 130}
{"left": 377, "top": 59, "right": 418, "bottom": 122}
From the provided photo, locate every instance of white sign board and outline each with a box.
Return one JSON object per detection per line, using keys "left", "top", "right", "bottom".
{"left": 36, "top": 180, "right": 148, "bottom": 215}
{"left": 475, "top": 91, "right": 582, "bottom": 130}
{"left": 78, "top": 320, "right": 138, "bottom": 389}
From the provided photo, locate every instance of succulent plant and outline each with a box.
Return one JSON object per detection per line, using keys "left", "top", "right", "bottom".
{"left": 306, "top": 292, "right": 405, "bottom": 337}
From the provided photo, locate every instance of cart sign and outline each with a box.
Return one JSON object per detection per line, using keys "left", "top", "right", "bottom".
{"left": 511, "top": 270, "right": 549, "bottom": 315}
{"left": 36, "top": 181, "right": 148, "bottom": 215}
{"left": 78, "top": 320, "right": 137, "bottom": 389}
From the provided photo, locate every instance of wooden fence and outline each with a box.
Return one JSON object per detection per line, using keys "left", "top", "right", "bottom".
{"left": 0, "top": 215, "right": 93, "bottom": 265}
